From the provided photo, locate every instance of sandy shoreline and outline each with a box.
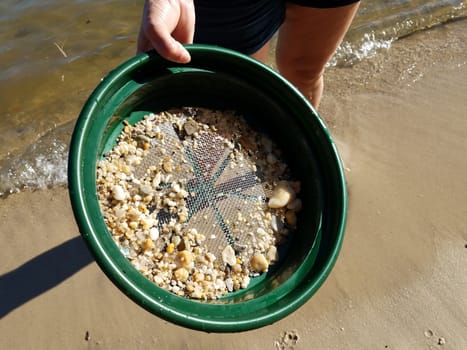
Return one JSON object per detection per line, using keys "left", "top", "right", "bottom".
{"left": 1, "top": 19, "right": 466, "bottom": 349}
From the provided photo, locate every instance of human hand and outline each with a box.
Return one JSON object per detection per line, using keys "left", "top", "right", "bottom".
{"left": 137, "top": 0, "right": 195, "bottom": 63}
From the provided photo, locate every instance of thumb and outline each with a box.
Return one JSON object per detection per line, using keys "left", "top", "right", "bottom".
{"left": 152, "top": 31, "right": 191, "bottom": 63}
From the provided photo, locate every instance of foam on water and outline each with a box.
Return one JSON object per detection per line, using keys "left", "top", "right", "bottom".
{"left": 0, "top": 123, "right": 72, "bottom": 198}
{"left": 330, "top": 33, "right": 394, "bottom": 67}
{"left": 330, "top": 0, "right": 466, "bottom": 66}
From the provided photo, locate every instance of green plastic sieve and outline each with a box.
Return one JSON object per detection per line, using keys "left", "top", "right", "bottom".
{"left": 68, "top": 44, "right": 347, "bottom": 332}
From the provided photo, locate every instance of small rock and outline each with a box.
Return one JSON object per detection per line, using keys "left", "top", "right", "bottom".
{"left": 286, "top": 198, "right": 302, "bottom": 212}
{"left": 149, "top": 227, "right": 159, "bottom": 240}
{"left": 183, "top": 119, "right": 198, "bottom": 136}
{"left": 175, "top": 250, "right": 193, "bottom": 268}
{"left": 268, "top": 181, "right": 294, "bottom": 209}
{"left": 424, "top": 329, "right": 433, "bottom": 338}
{"left": 174, "top": 267, "right": 189, "bottom": 282}
{"left": 285, "top": 210, "right": 297, "bottom": 226}
{"left": 266, "top": 246, "right": 278, "bottom": 263}
{"left": 250, "top": 253, "right": 269, "bottom": 273}
{"left": 270, "top": 215, "right": 283, "bottom": 233}
{"left": 139, "top": 184, "right": 153, "bottom": 195}
{"left": 111, "top": 185, "right": 126, "bottom": 201}
{"left": 222, "top": 245, "right": 236, "bottom": 266}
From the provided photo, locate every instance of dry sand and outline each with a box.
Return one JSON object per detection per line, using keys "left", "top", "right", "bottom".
{"left": 1, "top": 19, "right": 466, "bottom": 349}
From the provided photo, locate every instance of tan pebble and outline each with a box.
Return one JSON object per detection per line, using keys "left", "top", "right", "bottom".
{"left": 221, "top": 245, "right": 236, "bottom": 266}
{"left": 196, "top": 255, "right": 208, "bottom": 265}
{"left": 178, "top": 189, "right": 189, "bottom": 198}
{"left": 231, "top": 264, "right": 242, "bottom": 273}
{"left": 193, "top": 272, "right": 205, "bottom": 282}
{"left": 174, "top": 268, "right": 189, "bottom": 282}
{"left": 190, "top": 289, "right": 203, "bottom": 299}
{"left": 175, "top": 250, "right": 193, "bottom": 268}
{"left": 138, "top": 204, "right": 148, "bottom": 213}
{"left": 256, "top": 227, "right": 267, "bottom": 236}
{"left": 214, "top": 278, "right": 226, "bottom": 291}
{"left": 141, "top": 238, "right": 153, "bottom": 251}
{"left": 178, "top": 213, "right": 187, "bottom": 223}
{"left": 111, "top": 185, "right": 126, "bottom": 201}
{"left": 171, "top": 182, "right": 181, "bottom": 193}
{"left": 113, "top": 207, "right": 126, "bottom": 218}
{"left": 285, "top": 210, "right": 297, "bottom": 226}
{"left": 287, "top": 198, "right": 302, "bottom": 212}
{"left": 166, "top": 243, "right": 175, "bottom": 254}
{"left": 250, "top": 253, "right": 269, "bottom": 273}
{"left": 162, "top": 157, "right": 173, "bottom": 173}
{"left": 164, "top": 198, "right": 177, "bottom": 207}
{"left": 183, "top": 119, "right": 198, "bottom": 136}
{"left": 127, "top": 208, "right": 140, "bottom": 221}
{"left": 268, "top": 181, "right": 295, "bottom": 209}
{"left": 205, "top": 252, "right": 216, "bottom": 262}
{"left": 185, "top": 282, "right": 195, "bottom": 293}
{"left": 139, "top": 184, "right": 153, "bottom": 195}
{"left": 124, "top": 229, "right": 135, "bottom": 239}
{"left": 171, "top": 235, "right": 181, "bottom": 247}
{"left": 266, "top": 246, "right": 278, "bottom": 263}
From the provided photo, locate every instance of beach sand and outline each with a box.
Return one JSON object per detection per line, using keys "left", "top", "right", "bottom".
{"left": 1, "top": 19, "right": 466, "bottom": 349}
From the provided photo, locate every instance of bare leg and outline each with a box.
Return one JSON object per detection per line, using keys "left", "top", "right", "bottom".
{"left": 250, "top": 41, "right": 272, "bottom": 63}
{"left": 276, "top": 3, "right": 360, "bottom": 109}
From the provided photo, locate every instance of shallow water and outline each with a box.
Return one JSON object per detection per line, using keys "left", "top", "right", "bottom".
{"left": 0, "top": 0, "right": 466, "bottom": 197}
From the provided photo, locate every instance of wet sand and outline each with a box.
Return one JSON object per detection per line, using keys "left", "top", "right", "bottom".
{"left": 1, "top": 19, "right": 466, "bottom": 349}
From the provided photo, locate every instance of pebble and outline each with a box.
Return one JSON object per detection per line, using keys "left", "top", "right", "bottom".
{"left": 287, "top": 198, "right": 302, "bottom": 212}
{"left": 175, "top": 250, "right": 193, "bottom": 268}
{"left": 250, "top": 253, "right": 269, "bottom": 273}
{"left": 174, "top": 268, "right": 189, "bottom": 282}
{"left": 424, "top": 329, "right": 433, "bottom": 338}
{"left": 285, "top": 210, "right": 297, "bottom": 226}
{"left": 222, "top": 245, "right": 237, "bottom": 266}
{"left": 149, "top": 227, "right": 159, "bottom": 240}
{"left": 266, "top": 246, "right": 278, "bottom": 263}
{"left": 268, "top": 181, "right": 295, "bottom": 209}
{"left": 111, "top": 185, "right": 126, "bottom": 201}
{"left": 270, "top": 215, "right": 283, "bottom": 233}
{"left": 183, "top": 119, "right": 198, "bottom": 135}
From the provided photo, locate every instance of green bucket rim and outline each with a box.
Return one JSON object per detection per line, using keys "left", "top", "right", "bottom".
{"left": 68, "top": 44, "right": 347, "bottom": 332}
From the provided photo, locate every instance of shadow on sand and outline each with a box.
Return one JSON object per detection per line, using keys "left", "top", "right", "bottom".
{"left": 0, "top": 236, "right": 93, "bottom": 318}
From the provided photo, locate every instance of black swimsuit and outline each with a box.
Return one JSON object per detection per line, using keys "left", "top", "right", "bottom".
{"left": 194, "top": 0, "right": 360, "bottom": 54}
